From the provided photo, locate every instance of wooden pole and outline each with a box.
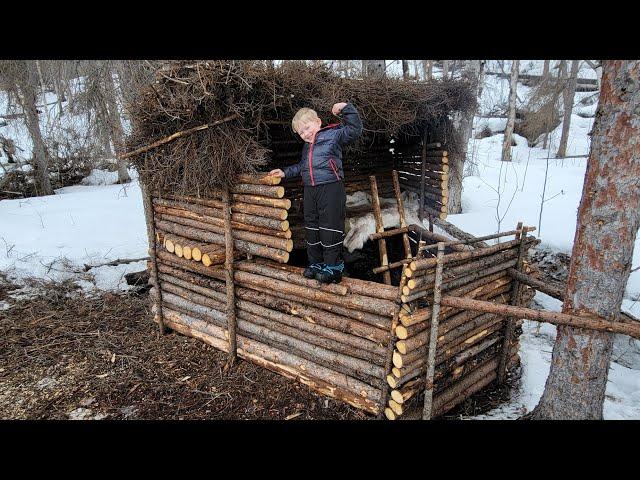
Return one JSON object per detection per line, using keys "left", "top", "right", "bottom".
{"left": 422, "top": 242, "right": 444, "bottom": 420}
{"left": 370, "top": 175, "right": 391, "bottom": 284}
{"left": 141, "top": 184, "right": 166, "bottom": 335}
{"left": 222, "top": 186, "right": 237, "bottom": 364}
{"left": 497, "top": 223, "right": 524, "bottom": 383}
{"left": 439, "top": 296, "right": 640, "bottom": 339}
{"left": 392, "top": 170, "right": 412, "bottom": 258}
{"left": 419, "top": 132, "right": 427, "bottom": 222}
{"left": 119, "top": 114, "right": 238, "bottom": 160}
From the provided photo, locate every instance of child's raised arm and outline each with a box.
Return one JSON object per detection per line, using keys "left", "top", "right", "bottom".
{"left": 332, "top": 102, "right": 363, "bottom": 146}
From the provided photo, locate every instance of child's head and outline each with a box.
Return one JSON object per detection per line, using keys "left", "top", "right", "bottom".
{"left": 292, "top": 108, "right": 322, "bottom": 143}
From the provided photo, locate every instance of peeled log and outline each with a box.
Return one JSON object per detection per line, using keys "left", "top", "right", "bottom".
{"left": 156, "top": 263, "right": 390, "bottom": 344}
{"left": 156, "top": 219, "right": 289, "bottom": 263}
{"left": 158, "top": 307, "right": 381, "bottom": 413}
{"left": 157, "top": 213, "right": 293, "bottom": 252}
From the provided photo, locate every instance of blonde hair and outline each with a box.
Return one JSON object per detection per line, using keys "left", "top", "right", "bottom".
{"left": 292, "top": 108, "right": 320, "bottom": 133}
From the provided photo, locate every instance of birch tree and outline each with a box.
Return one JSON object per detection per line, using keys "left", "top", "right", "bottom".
{"left": 448, "top": 60, "right": 483, "bottom": 214}
{"left": 556, "top": 60, "right": 581, "bottom": 158}
{"left": 102, "top": 64, "right": 131, "bottom": 183}
{"left": 531, "top": 60, "right": 640, "bottom": 419}
{"left": 501, "top": 60, "right": 519, "bottom": 161}
{"left": 402, "top": 60, "right": 410, "bottom": 80}
{"left": 442, "top": 60, "right": 449, "bottom": 79}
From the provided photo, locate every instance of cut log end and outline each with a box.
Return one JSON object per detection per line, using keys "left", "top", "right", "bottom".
{"left": 391, "top": 389, "right": 404, "bottom": 404}
{"left": 387, "top": 374, "right": 398, "bottom": 389}
{"left": 384, "top": 407, "right": 396, "bottom": 420}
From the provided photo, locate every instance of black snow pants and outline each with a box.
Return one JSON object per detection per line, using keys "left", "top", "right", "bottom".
{"left": 303, "top": 181, "right": 346, "bottom": 266}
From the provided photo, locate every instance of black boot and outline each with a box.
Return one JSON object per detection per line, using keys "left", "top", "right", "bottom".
{"left": 303, "top": 263, "right": 324, "bottom": 279}
{"left": 316, "top": 263, "right": 344, "bottom": 284}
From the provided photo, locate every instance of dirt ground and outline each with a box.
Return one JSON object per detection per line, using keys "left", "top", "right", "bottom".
{"left": 0, "top": 273, "right": 518, "bottom": 420}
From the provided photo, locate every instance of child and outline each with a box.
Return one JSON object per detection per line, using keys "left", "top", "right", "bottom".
{"left": 269, "top": 102, "right": 362, "bottom": 284}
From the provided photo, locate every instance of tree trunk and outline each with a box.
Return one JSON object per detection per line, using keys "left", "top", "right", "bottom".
{"left": 556, "top": 60, "right": 581, "bottom": 158}
{"left": 20, "top": 61, "right": 53, "bottom": 196}
{"left": 103, "top": 65, "right": 131, "bottom": 183}
{"left": 531, "top": 60, "right": 640, "bottom": 419}
{"left": 402, "top": 60, "right": 410, "bottom": 80}
{"left": 363, "top": 60, "right": 386, "bottom": 78}
{"left": 448, "top": 60, "right": 482, "bottom": 214}
{"left": 501, "top": 60, "right": 519, "bottom": 161}
{"left": 442, "top": 60, "right": 449, "bottom": 79}
{"left": 542, "top": 60, "right": 550, "bottom": 79}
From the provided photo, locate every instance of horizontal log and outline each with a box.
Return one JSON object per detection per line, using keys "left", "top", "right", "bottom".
{"left": 231, "top": 183, "right": 285, "bottom": 198}
{"left": 252, "top": 258, "right": 399, "bottom": 302}
{"left": 156, "top": 196, "right": 288, "bottom": 221}
{"left": 157, "top": 249, "right": 394, "bottom": 316}
{"left": 159, "top": 307, "right": 381, "bottom": 413}
{"left": 236, "top": 173, "right": 282, "bottom": 186}
{"left": 155, "top": 205, "right": 292, "bottom": 239}
{"left": 410, "top": 237, "right": 535, "bottom": 272}
{"left": 441, "top": 295, "right": 640, "bottom": 339}
{"left": 369, "top": 226, "right": 412, "bottom": 241}
{"left": 232, "top": 193, "right": 291, "bottom": 210}
{"left": 400, "top": 280, "right": 513, "bottom": 330}
{"left": 156, "top": 263, "right": 390, "bottom": 344}
{"left": 155, "top": 198, "right": 289, "bottom": 231}
{"left": 234, "top": 261, "right": 348, "bottom": 296}
{"left": 160, "top": 293, "right": 386, "bottom": 388}
{"left": 156, "top": 220, "right": 290, "bottom": 263}
{"left": 156, "top": 213, "right": 293, "bottom": 252}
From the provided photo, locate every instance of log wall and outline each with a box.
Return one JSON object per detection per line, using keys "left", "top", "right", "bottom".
{"left": 144, "top": 173, "right": 534, "bottom": 419}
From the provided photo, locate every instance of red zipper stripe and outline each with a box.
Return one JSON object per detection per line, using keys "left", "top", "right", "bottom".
{"left": 329, "top": 159, "right": 340, "bottom": 180}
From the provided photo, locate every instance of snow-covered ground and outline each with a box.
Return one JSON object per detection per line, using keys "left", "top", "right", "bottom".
{"left": 1, "top": 60, "right": 638, "bottom": 419}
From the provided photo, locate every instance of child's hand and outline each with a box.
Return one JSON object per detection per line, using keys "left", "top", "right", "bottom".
{"left": 268, "top": 169, "right": 285, "bottom": 178}
{"left": 332, "top": 102, "right": 348, "bottom": 116}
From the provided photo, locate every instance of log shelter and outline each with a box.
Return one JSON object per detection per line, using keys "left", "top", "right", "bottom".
{"left": 130, "top": 61, "right": 540, "bottom": 419}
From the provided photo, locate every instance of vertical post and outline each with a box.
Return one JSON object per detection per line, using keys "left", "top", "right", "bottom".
{"left": 392, "top": 170, "right": 412, "bottom": 259}
{"left": 222, "top": 186, "right": 238, "bottom": 363}
{"left": 422, "top": 242, "right": 445, "bottom": 420}
{"left": 140, "top": 181, "right": 166, "bottom": 335}
{"left": 419, "top": 132, "right": 427, "bottom": 223}
{"left": 428, "top": 214, "right": 434, "bottom": 233}
{"left": 370, "top": 175, "right": 391, "bottom": 285}
{"left": 497, "top": 222, "right": 526, "bottom": 383}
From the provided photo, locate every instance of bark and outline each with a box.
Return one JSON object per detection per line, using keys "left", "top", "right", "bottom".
{"left": 103, "top": 65, "right": 131, "bottom": 183}
{"left": 402, "top": 60, "right": 410, "bottom": 80}
{"left": 556, "top": 60, "right": 581, "bottom": 158}
{"left": 19, "top": 61, "right": 53, "bottom": 196}
{"left": 501, "top": 60, "right": 519, "bottom": 161}
{"left": 532, "top": 60, "right": 640, "bottom": 419}
{"left": 442, "top": 60, "right": 449, "bottom": 79}
{"left": 449, "top": 60, "right": 482, "bottom": 214}
{"left": 370, "top": 176, "right": 391, "bottom": 284}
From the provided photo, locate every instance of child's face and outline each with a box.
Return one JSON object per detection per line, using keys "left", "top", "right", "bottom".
{"left": 297, "top": 118, "right": 322, "bottom": 143}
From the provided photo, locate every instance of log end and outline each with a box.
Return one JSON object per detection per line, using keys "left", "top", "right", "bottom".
{"left": 165, "top": 240, "right": 175, "bottom": 253}
{"left": 396, "top": 324, "right": 408, "bottom": 340}
{"left": 396, "top": 341, "right": 407, "bottom": 355}
{"left": 384, "top": 407, "right": 396, "bottom": 420}
{"left": 392, "top": 350, "right": 403, "bottom": 368}
{"left": 389, "top": 399, "right": 403, "bottom": 416}
{"left": 390, "top": 390, "right": 404, "bottom": 404}
{"left": 387, "top": 374, "right": 397, "bottom": 389}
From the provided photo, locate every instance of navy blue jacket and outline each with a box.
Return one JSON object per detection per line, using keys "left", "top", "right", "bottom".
{"left": 283, "top": 103, "right": 362, "bottom": 186}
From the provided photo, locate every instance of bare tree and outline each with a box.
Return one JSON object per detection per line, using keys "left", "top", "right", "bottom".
{"left": 556, "top": 60, "right": 581, "bottom": 158}
{"left": 102, "top": 63, "right": 131, "bottom": 183}
{"left": 531, "top": 60, "right": 640, "bottom": 419}
{"left": 422, "top": 60, "right": 433, "bottom": 81}
{"left": 402, "top": 60, "right": 410, "bottom": 80}
{"left": 442, "top": 60, "right": 449, "bottom": 79}
{"left": 542, "top": 59, "right": 550, "bottom": 79}
{"left": 362, "top": 60, "right": 386, "bottom": 78}
{"left": 449, "top": 60, "right": 483, "bottom": 214}
{"left": 501, "top": 60, "right": 519, "bottom": 161}
{"left": 0, "top": 60, "right": 53, "bottom": 195}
